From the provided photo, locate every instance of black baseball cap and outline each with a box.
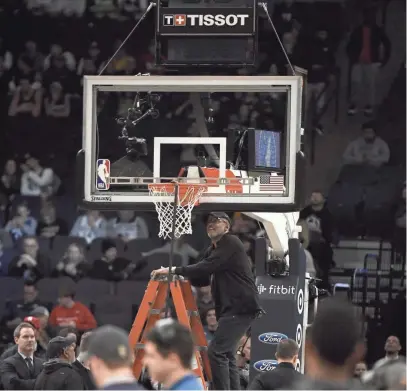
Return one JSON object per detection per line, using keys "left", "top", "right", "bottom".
{"left": 81, "top": 325, "right": 132, "bottom": 365}
{"left": 208, "top": 212, "right": 232, "bottom": 226}
{"left": 47, "top": 335, "right": 76, "bottom": 359}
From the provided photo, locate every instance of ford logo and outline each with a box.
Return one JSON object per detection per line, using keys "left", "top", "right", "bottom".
{"left": 258, "top": 332, "right": 288, "bottom": 344}
{"left": 253, "top": 360, "right": 278, "bottom": 372}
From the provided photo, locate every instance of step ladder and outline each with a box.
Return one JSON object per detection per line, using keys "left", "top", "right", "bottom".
{"left": 129, "top": 275, "right": 212, "bottom": 389}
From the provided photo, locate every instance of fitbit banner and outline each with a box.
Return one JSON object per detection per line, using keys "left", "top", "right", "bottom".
{"left": 158, "top": 8, "right": 255, "bottom": 35}
{"left": 250, "top": 240, "right": 306, "bottom": 380}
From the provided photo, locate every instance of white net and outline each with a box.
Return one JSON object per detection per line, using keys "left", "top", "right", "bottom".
{"left": 149, "top": 184, "right": 206, "bottom": 239}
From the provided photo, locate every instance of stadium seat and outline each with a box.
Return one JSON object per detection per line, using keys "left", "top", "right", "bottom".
{"left": 93, "top": 295, "right": 133, "bottom": 330}
{"left": 337, "top": 164, "right": 379, "bottom": 186}
{"left": 51, "top": 236, "right": 88, "bottom": 261}
{"left": 116, "top": 281, "right": 147, "bottom": 306}
{"left": 126, "top": 238, "right": 163, "bottom": 259}
{"left": 0, "top": 277, "right": 24, "bottom": 301}
{"left": 75, "top": 278, "right": 114, "bottom": 302}
{"left": 0, "top": 249, "right": 18, "bottom": 276}
{"left": 88, "top": 237, "right": 126, "bottom": 262}
{"left": 327, "top": 182, "right": 364, "bottom": 237}
{"left": 363, "top": 183, "right": 399, "bottom": 238}
{"left": 37, "top": 277, "right": 76, "bottom": 303}
{"left": 10, "top": 195, "right": 42, "bottom": 218}
{"left": 131, "top": 253, "right": 182, "bottom": 280}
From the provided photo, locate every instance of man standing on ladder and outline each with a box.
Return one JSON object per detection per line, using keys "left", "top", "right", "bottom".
{"left": 151, "top": 212, "right": 262, "bottom": 390}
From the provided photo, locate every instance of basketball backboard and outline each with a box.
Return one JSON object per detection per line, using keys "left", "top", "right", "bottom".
{"left": 77, "top": 75, "right": 306, "bottom": 212}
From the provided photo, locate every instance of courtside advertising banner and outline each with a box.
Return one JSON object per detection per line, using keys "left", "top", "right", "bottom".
{"left": 158, "top": 8, "right": 255, "bottom": 35}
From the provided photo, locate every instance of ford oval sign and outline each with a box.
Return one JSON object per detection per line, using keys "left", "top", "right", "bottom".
{"left": 258, "top": 332, "right": 288, "bottom": 344}
{"left": 253, "top": 360, "right": 278, "bottom": 372}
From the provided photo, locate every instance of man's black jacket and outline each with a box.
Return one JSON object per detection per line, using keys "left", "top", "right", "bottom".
{"left": 248, "top": 362, "right": 303, "bottom": 390}
{"left": 0, "top": 353, "right": 44, "bottom": 389}
{"left": 71, "top": 360, "right": 95, "bottom": 390}
{"left": 174, "top": 234, "right": 261, "bottom": 318}
{"left": 34, "top": 359, "right": 84, "bottom": 390}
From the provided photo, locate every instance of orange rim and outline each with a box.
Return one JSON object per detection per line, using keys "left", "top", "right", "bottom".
{"left": 148, "top": 183, "right": 207, "bottom": 207}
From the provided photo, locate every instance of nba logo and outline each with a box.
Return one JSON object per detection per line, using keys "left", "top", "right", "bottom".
{"left": 96, "top": 159, "right": 110, "bottom": 190}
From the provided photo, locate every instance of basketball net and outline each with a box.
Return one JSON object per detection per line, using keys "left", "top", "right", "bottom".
{"left": 148, "top": 183, "right": 206, "bottom": 239}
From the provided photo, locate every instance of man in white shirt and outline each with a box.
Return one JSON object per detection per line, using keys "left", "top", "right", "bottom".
{"left": 343, "top": 122, "right": 390, "bottom": 167}
{"left": 20, "top": 155, "right": 55, "bottom": 197}
{"left": 373, "top": 335, "right": 403, "bottom": 370}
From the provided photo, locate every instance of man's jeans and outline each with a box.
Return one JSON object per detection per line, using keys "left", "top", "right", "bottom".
{"left": 208, "top": 314, "right": 254, "bottom": 390}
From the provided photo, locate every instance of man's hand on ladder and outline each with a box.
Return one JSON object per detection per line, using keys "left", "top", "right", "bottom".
{"left": 151, "top": 267, "right": 174, "bottom": 279}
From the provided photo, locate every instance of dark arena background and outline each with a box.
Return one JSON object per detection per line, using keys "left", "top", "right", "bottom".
{"left": 0, "top": 0, "right": 405, "bottom": 390}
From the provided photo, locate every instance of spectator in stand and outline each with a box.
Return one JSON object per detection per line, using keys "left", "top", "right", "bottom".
{"left": 90, "top": 239, "right": 130, "bottom": 281}
{"left": 249, "top": 339, "right": 303, "bottom": 390}
{"left": 346, "top": 7, "right": 391, "bottom": 116}
{"left": 70, "top": 210, "right": 106, "bottom": 244}
{"left": 5, "top": 202, "right": 38, "bottom": 242}
{"left": 30, "top": 307, "right": 53, "bottom": 351}
{"left": 373, "top": 335, "right": 402, "bottom": 369}
{"left": 353, "top": 361, "right": 367, "bottom": 378}
{"left": 0, "top": 55, "right": 13, "bottom": 117}
{"left": 74, "top": 331, "right": 96, "bottom": 390}
{"left": 52, "top": 243, "right": 89, "bottom": 281}
{"left": 298, "top": 191, "right": 335, "bottom": 292}
{"left": 44, "top": 44, "right": 76, "bottom": 72}
{"left": 0, "top": 322, "right": 44, "bottom": 390}
{"left": 77, "top": 42, "right": 104, "bottom": 79}
{"left": 16, "top": 41, "right": 44, "bottom": 80}
{"left": 49, "top": 286, "right": 97, "bottom": 334}
{"left": 302, "top": 28, "right": 335, "bottom": 133}
{"left": 0, "top": 159, "right": 21, "bottom": 204}
{"left": 8, "top": 236, "right": 49, "bottom": 280}
{"left": 343, "top": 121, "right": 390, "bottom": 167}
{"left": 203, "top": 308, "right": 218, "bottom": 344}
{"left": 34, "top": 335, "right": 84, "bottom": 390}
{"left": 292, "top": 298, "right": 365, "bottom": 390}
{"left": 1, "top": 283, "right": 48, "bottom": 335}
{"left": 20, "top": 155, "right": 57, "bottom": 197}
{"left": 236, "top": 336, "right": 251, "bottom": 389}
{"left": 44, "top": 81, "right": 71, "bottom": 118}
{"left": 0, "top": 37, "right": 13, "bottom": 70}
{"left": 106, "top": 210, "right": 149, "bottom": 241}
{"left": 36, "top": 202, "right": 68, "bottom": 238}
{"left": 43, "top": 53, "right": 76, "bottom": 93}
{"left": 100, "top": 40, "right": 136, "bottom": 75}
{"left": 8, "top": 77, "right": 42, "bottom": 118}
{"left": 196, "top": 286, "right": 215, "bottom": 314}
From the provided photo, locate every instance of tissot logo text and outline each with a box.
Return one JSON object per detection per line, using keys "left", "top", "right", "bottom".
{"left": 269, "top": 285, "right": 296, "bottom": 295}
{"left": 163, "top": 14, "right": 249, "bottom": 27}
{"left": 258, "top": 332, "right": 288, "bottom": 345}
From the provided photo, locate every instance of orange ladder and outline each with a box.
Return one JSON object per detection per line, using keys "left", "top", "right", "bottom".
{"left": 129, "top": 275, "right": 212, "bottom": 389}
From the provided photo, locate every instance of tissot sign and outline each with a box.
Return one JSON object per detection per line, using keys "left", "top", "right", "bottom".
{"left": 159, "top": 8, "right": 255, "bottom": 35}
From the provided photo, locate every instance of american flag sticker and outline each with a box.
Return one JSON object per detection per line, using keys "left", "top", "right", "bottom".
{"left": 258, "top": 175, "right": 285, "bottom": 192}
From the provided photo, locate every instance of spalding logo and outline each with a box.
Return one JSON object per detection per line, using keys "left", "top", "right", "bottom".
{"left": 253, "top": 360, "right": 278, "bottom": 372}
{"left": 258, "top": 332, "right": 288, "bottom": 344}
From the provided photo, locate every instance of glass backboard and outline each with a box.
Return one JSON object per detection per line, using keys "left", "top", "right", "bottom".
{"left": 77, "top": 75, "right": 306, "bottom": 212}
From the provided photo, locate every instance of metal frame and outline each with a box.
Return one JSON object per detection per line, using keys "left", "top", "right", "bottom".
{"left": 82, "top": 75, "right": 302, "bottom": 211}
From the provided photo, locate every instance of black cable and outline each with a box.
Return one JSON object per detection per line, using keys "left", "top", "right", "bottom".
{"left": 98, "top": 2, "right": 155, "bottom": 76}
{"left": 259, "top": 2, "right": 296, "bottom": 76}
